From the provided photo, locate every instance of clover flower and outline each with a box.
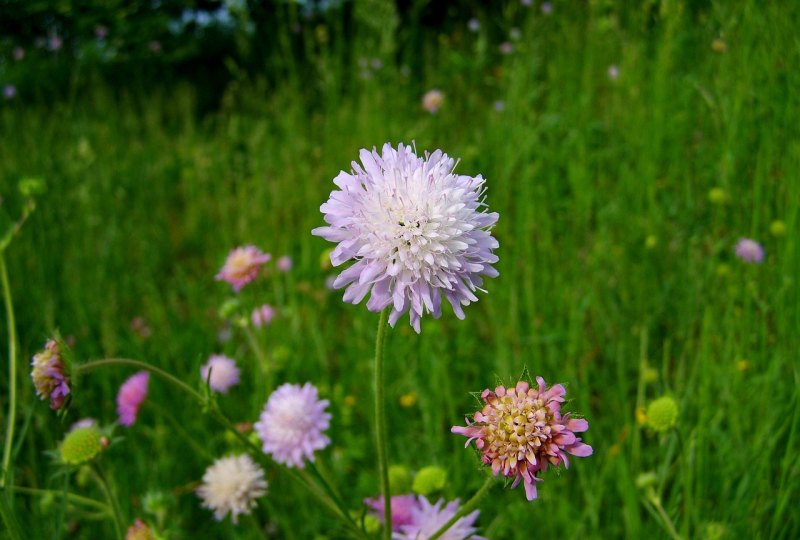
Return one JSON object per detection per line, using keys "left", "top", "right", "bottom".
{"left": 31, "top": 339, "right": 70, "bottom": 410}
{"left": 254, "top": 382, "right": 331, "bottom": 468}
{"left": 734, "top": 238, "right": 764, "bottom": 264}
{"left": 452, "top": 378, "right": 592, "bottom": 501}
{"left": 313, "top": 143, "right": 499, "bottom": 333}
{"left": 200, "top": 355, "right": 240, "bottom": 394}
{"left": 365, "top": 494, "right": 417, "bottom": 530}
{"left": 117, "top": 371, "right": 149, "bottom": 427}
{"left": 421, "top": 90, "right": 445, "bottom": 113}
{"left": 215, "top": 245, "right": 271, "bottom": 291}
{"left": 197, "top": 454, "right": 267, "bottom": 523}
{"left": 393, "top": 497, "right": 484, "bottom": 540}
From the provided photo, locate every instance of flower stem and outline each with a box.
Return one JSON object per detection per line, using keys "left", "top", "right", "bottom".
{"left": 91, "top": 464, "right": 124, "bottom": 540}
{"left": 12, "top": 486, "right": 110, "bottom": 513}
{"left": 428, "top": 476, "right": 494, "bottom": 540}
{"left": 646, "top": 489, "right": 683, "bottom": 540}
{"left": 373, "top": 309, "right": 391, "bottom": 540}
{"left": 75, "top": 358, "right": 205, "bottom": 402}
{"left": 0, "top": 255, "right": 18, "bottom": 489}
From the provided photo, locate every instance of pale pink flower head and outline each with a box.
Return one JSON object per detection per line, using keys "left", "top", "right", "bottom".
{"left": 13, "top": 47, "right": 25, "bottom": 61}
{"left": 215, "top": 245, "right": 271, "bottom": 291}
{"left": 422, "top": 89, "right": 444, "bottom": 113}
{"left": 70, "top": 418, "right": 98, "bottom": 431}
{"left": 541, "top": 2, "right": 553, "bottom": 14}
{"left": 499, "top": 42, "right": 514, "bottom": 55}
{"left": 4, "top": 85, "right": 17, "bottom": 100}
{"left": 31, "top": 340, "right": 70, "bottom": 410}
{"left": 607, "top": 64, "right": 620, "bottom": 80}
{"left": 251, "top": 304, "right": 276, "bottom": 327}
{"left": 117, "top": 371, "right": 149, "bottom": 427}
{"left": 200, "top": 355, "right": 240, "bottom": 394}
{"left": 197, "top": 454, "right": 267, "bottom": 523}
{"left": 393, "top": 497, "right": 485, "bottom": 540}
{"left": 125, "top": 518, "right": 154, "bottom": 540}
{"left": 452, "top": 378, "right": 592, "bottom": 501}
{"left": 254, "top": 382, "right": 331, "bottom": 468}
{"left": 277, "top": 255, "right": 293, "bottom": 272}
{"left": 735, "top": 238, "right": 764, "bottom": 264}
{"left": 365, "top": 494, "right": 417, "bottom": 530}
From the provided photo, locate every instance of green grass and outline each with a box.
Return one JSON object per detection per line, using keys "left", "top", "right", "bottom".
{"left": 1, "top": 1, "right": 799, "bottom": 538}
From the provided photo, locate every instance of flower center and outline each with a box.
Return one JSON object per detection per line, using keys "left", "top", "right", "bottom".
{"left": 486, "top": 396, "right": 552, "bottom": 458}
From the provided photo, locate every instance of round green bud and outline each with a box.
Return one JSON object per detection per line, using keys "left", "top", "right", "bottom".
{"left": 388, "top": 464, "right": 411, "bottom": 495}
{"left": 646, "top": 396, "right": 679, "bottom": 433}
{"left": 645, "top": 235, "right": 658, "bottom": 250}
{"left": 18, "top": 177, "right": 46, "bottom": 197}
{"left": 363, "top": 514, "right": 381, "bottom": 535}
{"left": 412, "top": 465, "right": 447, "bottom": 496}
{"left": 708, "top": 187, "right": 727, "bottom": 204}
{"left": 60, "top": 427, "right": 105, "bottom": 465}
{"left": 770, "top": 220, "right": 786, "bottom": 237}
{"left": 218, "top": 298, "right": 242, "bottom": 320}
{"left": 703, "top": 522, "right": 726, "bottom": 540}
{"left": 635, "top": 472, "right": 658, "bottom": 490}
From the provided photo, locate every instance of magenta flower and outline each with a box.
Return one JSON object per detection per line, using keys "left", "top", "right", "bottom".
{"left": 452, "top": 378, "right": 592, "bottom": 501}
{"left": 31, "top": 340, "right": 70, "bottom": 410}
{"left": 200, "top": 355, "right": 240, "bottom": 394}
{"left": 365, "top": 494, "right": 417, "bottom": 530}
{"left": 735, "top": 238, "right": 764, "bottom": 264}
{"left": 254, "top": 382, "right": 331, "bottom": 468}
{"left": 421, "top": 90, "right": 444, "bottom": 113}
{"left": 394, "top": 497, "right": 484, "bottom": 540}
{"left": 215, "top": 245, "right": 271, "bottom": 292}
{"left": 277, "top": 255, "right": 293, "bottom": 272}
{"left": 117, "top": 371, "right": 149, "bottom": 427}
{"left": 251, "top": 304, "right": 276, "bottom": 327}
{"left": 312, "top": 143, "right": 499, "bottom": 333}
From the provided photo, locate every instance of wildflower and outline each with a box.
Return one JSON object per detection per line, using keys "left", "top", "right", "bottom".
{"left": 468, "top": 19, "right": 480, "bottom": 32}
{"left": 412, "top": 466, "right": 446, "bottom": 496}
{"left": 31, "top": 340, "right": 70, "bottom": 410}
{"left": 3, "top": 85, "right": 17, "bottom": 100}
{"left": 60, "top": 426, "right": 105, "bottom": 465}
{"left": 394, "top": 497, "right": 485, "bottom": 540}
{"left": 130, "top": 316, "right": 151, "bottom": 338}
{"left": 711, "top": 38, "right": 727, "bottom": 53}
{"left": 521, "top": 0, "right": 532, "bottom": 6}
{"left": 70, "top": 418, "right": 98, "bottom": 431}
{"left": 499, "top": 42, "right": 514, "bottom": 55}
{"left": 251, "top": 304, "right": 276, "bottom": 327}
{"left": 452, "top": 378, "right": 592, "bottom": 501}
{"left": 509, "top": 28, "right": 521, "bottom": 41}
{"left": 215, "top": 245, "right": 271, "bottom": 291}
{"left": 365, "top": 493, "right": 417, "bottom": 530}
{"left": 770, "top": 220, "right": 786, "bottom": 237}
{"left": 421, "top": 90, "right": 444, "bottom": 113}
{"left": 13, "top": 47, "right": 24, "bottom": 61}
{"left": 254, "top": 382, "right": 331, "bottom": 467}
{"left": 493, "top": 100, "right": 505, "bottom": 112}
{"left": 645, "top": 235, "right": 657, "bottom": 249}
{"left": 125, "top": 518, "right": 155, "bottom": 540}
{"left": 312, "top": 143, "right": 499, "bottom": 333}
{"left": 645, "top": 396, "right": 678, "bottom": 433}
{"left": 399, "top": 392, "right": 417, "bottom": 407}
{"left": 734, "top": 238, "right": 764, "bottom": 264}
{"left": 200, "top": 355, "right": 240, "bottom": 394}
{"left": 197, "top": 454, "right": 267, "bottom": 523}
{"left": 607, "top": 64, "right": 620, "bottom": 80}
{"left": 277, "top": 255, "right": 293, "bottom": 272}
{"left": 117, "top": 371, "right": 149, "bottom": 427}
{"left": 541, "top": 2, "right": 553, "bottom": 14}
{"left": 95, "top": 26, "right": 108, "bottom": 40}
{"left": 48, "top": 35, "right": 63, "bottom": 51}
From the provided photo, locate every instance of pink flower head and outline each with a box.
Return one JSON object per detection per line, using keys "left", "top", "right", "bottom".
{"left": 201, "top": 355, "right": 240, "bottom": 394}
{"left": 251, "top": 304, "right": 276, "bottom": 327}
{"left": 541, "top": 2, "right": 553, "bottom": 14}
{"left": 31, "top": 340, "right": 70, "bottom": 410}
{"left": 499, "top": 42, "right": 514, "bottom": 55}
{"left": 365, "top": 494, "right": 417, "bottom": 530}
{"left": 3, "top": 85, "right": 17, "bottom": 100}
{"left": 13, "top": 47, "right": 25, "bottom": 61}
{"left": 117, "top": 371, "right": 149, "bottom": 427}
{"left": 277, "top": 255, "right": 293, "bottom": 272}
{"left": 735, "top": 238, "right": 764, "bottom": 264}
{"left": 254, "top": 382, "right": 331, "bottom": 468}
{"left": 215, "top": 245, "right": 271, "bottom": 291}
{"left": 421, "top": 90, "right": 444, "bottom": 113}
{"left": 394, "top": 497, "right": 485, "bottom": 540}
{"left": 452, "top": 378, "right": 592, "bottom": 501}
{"left": 125, "top": 518, "right": 153, "bottom": 540}
{"left": 608, "top": 64, "right": 620, "bottom": 80}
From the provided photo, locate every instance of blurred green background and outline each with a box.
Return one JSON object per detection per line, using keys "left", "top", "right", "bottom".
{"left": 1, "top": 0, "right": 798, "bottom": 538}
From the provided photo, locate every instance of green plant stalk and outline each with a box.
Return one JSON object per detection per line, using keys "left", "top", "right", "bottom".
{"left": 92, "top": 465, "right": 124, "bottom": 540}
{"left": 0, "top": 255, "right": 17, "bottom": 489}
{"left": 373, "top": 309, "right": 391, "bottom": 540}
{"left": 427, "top": 476, "right": 494, "bottom": 540}
{"left": 12, "top": 486, "right": 110, "bottom": 513}
{"left": 646, "top": 489, "right": 682, "bottom": 540}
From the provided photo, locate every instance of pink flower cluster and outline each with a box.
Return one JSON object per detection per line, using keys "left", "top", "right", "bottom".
{"left": 117, "top": 371, "right": 150, "bottom": 427}
{"left": 30, "top": 340, "right": 70, "bottom": 410}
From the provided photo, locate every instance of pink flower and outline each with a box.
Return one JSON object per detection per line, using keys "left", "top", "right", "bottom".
{"left": 422, "top": 90, "right": 444, "bottom": 113}
{"left": 31, "top": 340, "right": 70, "bottom": 410}
{"left": 365, "top": 494, "right": 417, "bottom": 530}
{"left": 394, "top": 497, "right": 484, "bottom": 539}
{"left": 13, "top": 47, "right": 25, "bottom": 61}
{"left": 201, "top": 355, "right": 240, "bottom": 394}
{"left": 277, "top": 255, "right": 293, "bottom": 272}
{"left": 215, "top": 245, "right": 271, "bottom": 292}
{"left": 452, "top": 378, "right": 592, "bottom": 501}
{"left": 734, "top": 238, "right": 764, "bottom": 264}
{"left": 251, "top": 304, "right": 276, "bottom": 327}
{"left": 117, "top": 372, "right": 149, "bottom": 427}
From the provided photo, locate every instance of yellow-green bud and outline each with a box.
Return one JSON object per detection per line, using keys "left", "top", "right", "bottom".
{"left": 646, "top": 396, "right": 679, "bottom": 433}
{"left": 770, "top": 220, "right": 786, "bottom": 237}
{"left": 363, "top": 514, "right": 380, "bottom": 535}
{"left": 703, "top": 522, "right": 726, "bottom": 540}
{"left": 635, "top": 472, "right": 658, "bottom": 490}
{"left": 389, "top": 465, "right": 411, "bottom": 495}
{"left": 412, "top": 466, "right": 447, "bottom": 496}
{"left": 60, "top": 427, "right": 105, "bottom": 465}
{"left": 645, "top": 235, "right": 658, "bottom": 250}
{"left": 708, "top": 187, "right": 727, "bottom": 204}
{"left": 18, "top": 177, "right": 46, "bottom": 197}
{"left": 218, "top": 298, "right": 241, "bottom": 320}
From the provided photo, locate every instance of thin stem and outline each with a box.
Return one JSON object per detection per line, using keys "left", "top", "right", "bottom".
{"left": 373, "top": 309, "right": 391, "bottom": 540}
{"left": 428, "top": 476, "right": 494, "bottom": 540}
{"left": 75, "top": 358, "right": 204, "bottom": 402}
{"left": 1, "top": 255, "right": 18, "bottom": 489}
{"left": 12, "top": 486, "right": 110, "bottom": 513}
{"left": 646, "top": 489, "right": 682, "bottom": 540}
{"left": 92, "top": 465, "right": 124, "bottom": 540}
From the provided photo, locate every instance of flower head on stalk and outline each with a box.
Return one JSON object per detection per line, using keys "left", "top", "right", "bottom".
{"left": 200, "top": 355, "right": 240, "bottom": 394}
{"left": 31, "top": 339, "right": 70, "bottom": 410}
{"left": 215, "top": 245, "right": 271, "bottom": 292}
{"left": 452, "top": 378, "right": 592, "bottom": 501}
{"left": 313, "top": 143, "right": 499, "bottom": 333}
{"left": 393, "top": 497, "right": 485, "bottom": 540}
{"left": 117, "top": 371, "right": 149, "bottom": 427}
{"left": 197, "top": 454, "right": 267, "bottom": 523}
{"left": 734, "top": 238, "right": 764, "bottom": 264}
{"left": 365, "top": 493, "right": 417, "bottom": 530}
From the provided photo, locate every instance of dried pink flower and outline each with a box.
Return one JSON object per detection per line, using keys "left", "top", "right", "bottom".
{"left": 31, "top": 340, "right": 70, "bottom": 410}
{"left": 215, "top": 245, "right": 271, "bottom": 292}
{"left": 117, "top": 371, "right": 150, "bottom": 427}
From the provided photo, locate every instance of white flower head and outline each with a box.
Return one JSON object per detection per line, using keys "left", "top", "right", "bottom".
{"left": 197, "top": 454, "right": 267, "bottom": 523}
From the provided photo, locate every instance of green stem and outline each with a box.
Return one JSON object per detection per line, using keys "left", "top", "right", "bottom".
{"left": 242, "top": 325, "right": 272, "bottom": 389}
{"left": 75, "top": 358, "right": 204, "bottom": 402}
{"left": 0, "top": 255, "right": 18, "bottom": 489}
{"left": 92, "top": 465, "right": 124, "bottom": 540}
{"left": 646, "top": 489, "right": 682, "bottom": 540}
{"left": 428, "top": 476, "right": 494, "bottom": 540}
{"left": 373, "top": 309, "right": 390, "bottom": 540}
{"left": 11, "top": 486, "right": 109, "bottom": 513}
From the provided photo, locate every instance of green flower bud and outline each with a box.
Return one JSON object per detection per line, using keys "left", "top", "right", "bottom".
{"left": 412, "top": 465, "right": 447, "bottom": 496}
{"left": 646, "top": 396, "right": 679, "bottom": 433}
{"left": 635, "top": 472, "right": 658, "bottom": 490}
{"left": 770, "top": 220, "right": 786, "bottom": 237}
{"left": 18, "top": 177, "right": 46, "bottom": 197}
{"left": 60, "top": 427, "right": 105, "bottom": 465}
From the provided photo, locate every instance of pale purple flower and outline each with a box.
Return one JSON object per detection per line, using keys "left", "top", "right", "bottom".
{"left": 735, "top": 238, "right": 764, "bottom": 264}
{"left": 393, "top": 497, "right": 485, "bottom": 540}
{"left": 31, "top": 340, "right": 70, "bottom": 410}
{"left": 509, "top": 28, "right": 521, "bottom": 41}
{"left": 521, "top": 0, "right": 532, "bottom": 5}
{"left": 215, "top": 245, "right": 271, "bottom": 291}
{"left": 421, "top": 89, "right": 444, "bottom": 113}
{"left": 371, "top": 58, "right": 383, "bottom": 70}
{"left": 499, "top": 42, "right": 514, "bottom": 55}
{"left": 197, "top": 454, "right": 267, "bottom": 523}
{"left": 95, "top": 25, "right": 108, "bottom": 40}
{"left": 117, "top": 372, "right": 149, "bottom": 427}
{"left": 251, "top": 304, "right": 276, "bottom": 327}
{"left": 608, "top": 64, "right": 620, "bottom": 80}
{"left": 13, "top": 47, "right": 25, "bottom": 61}
{"left": 493, "top": 100, "right": 505, "bottom": 112}
{"left": 201, "top": 355, "right": 240, "bottom": 394}
{"left": 4, "top": 85, "right": 17, "bottom": 100}
{"left": 277, "top": 255, "right": 293, "bottom": 272}
{"left": 541, "top": 2, "right": 553, "bottom": 14}
{"left": 70, "top": 418, "right": 98, "bottom": 431}
{"left": 254, "top": 382, "right": 331, "bottom": 468}
{"left": 365, "top": 494, "right": 417, "bottom": 530}
{"left": 452, "top": 378, "right": 592, "bottom": 501}
{"left": 312, "top": 143, "right": 499, "bottom": 333}
{"left": 468, "top": 19, "right": 480, "bottom": 33}
{"left": 48, "top": 35, "right": 63, "bottom": 51}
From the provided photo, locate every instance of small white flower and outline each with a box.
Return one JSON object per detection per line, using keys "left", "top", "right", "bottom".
{"left": 197, "top": 454, "right": 267, "bottom": 523}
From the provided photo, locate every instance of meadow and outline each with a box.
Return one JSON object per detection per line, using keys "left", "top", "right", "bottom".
{"left": 1, "top": 1, "right": 798, "bottom": 538}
